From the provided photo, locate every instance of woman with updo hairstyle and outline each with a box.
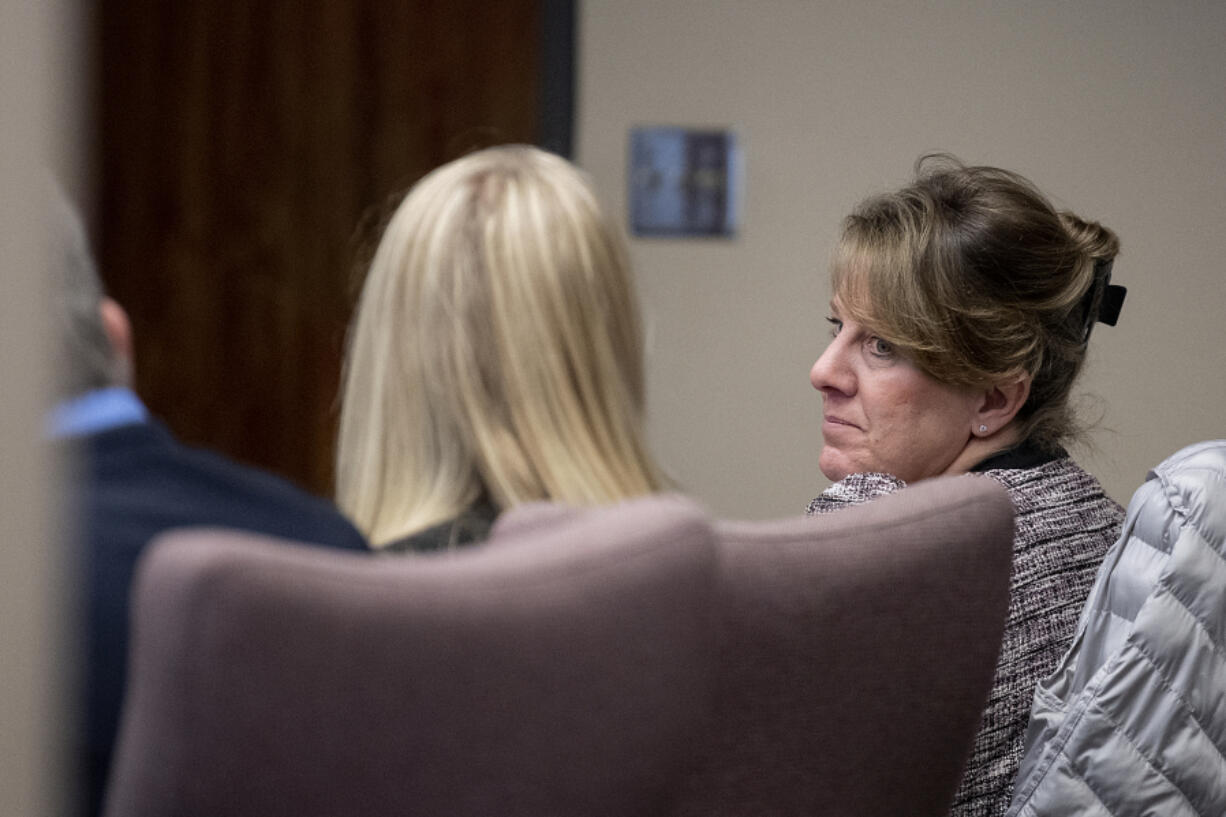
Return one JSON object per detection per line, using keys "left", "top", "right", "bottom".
{"left": 806, "top": 155, "right": 1127, "bottom": 817}
{"left": 337, "top": 145, "right": 665, "bottom": 551}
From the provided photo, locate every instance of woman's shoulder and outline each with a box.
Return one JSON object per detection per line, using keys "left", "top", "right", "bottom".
{"left": 982, "top": 455, "right": 1125, "bottom": 552}
{"left": 806, "top": 472, "right": 907, "bottom": 515}
{"left": 980, "top": 455, "right": 1119, "bottom": 508}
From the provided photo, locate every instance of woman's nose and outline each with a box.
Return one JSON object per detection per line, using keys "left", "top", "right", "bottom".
{"left": 810, "top": 342, "right": 853, "bottom": 395}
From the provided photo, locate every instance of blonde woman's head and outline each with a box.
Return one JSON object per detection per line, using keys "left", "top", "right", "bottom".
{"left": 337, "top": 145, "right": 663, "bottom": 545}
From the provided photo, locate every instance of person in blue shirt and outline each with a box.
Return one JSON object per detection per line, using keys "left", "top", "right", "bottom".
{"left": 50, "top": 192, "right": 368, "bottom": 817}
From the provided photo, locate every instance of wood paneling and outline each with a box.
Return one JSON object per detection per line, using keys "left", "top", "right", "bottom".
{"left": 93, "top": 0, "right": 543, "bottom": 497}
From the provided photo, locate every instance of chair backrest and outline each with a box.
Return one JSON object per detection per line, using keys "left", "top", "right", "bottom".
{"left": 496, "top": 477, "right": 1015, "bottom": 816}
{"left": 106, "top": 479, "right": 1014, "bottom": 817}
{"left": 104, "top": 495, "right": 719, "bottom": 817}
{"left": 671, "top": 475, "right": 1015, "bottom": 817}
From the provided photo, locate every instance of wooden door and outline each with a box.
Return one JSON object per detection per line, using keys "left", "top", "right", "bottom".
{"left": 93, "top": 0, "right": 564, "bottom": 499}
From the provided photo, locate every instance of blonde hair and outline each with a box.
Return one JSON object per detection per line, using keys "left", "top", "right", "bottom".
{"left": 833, "top": 154, "right": 1120, "bottom": 451}
{"left": 337, "top": 145, "right": 664, "bottom": 545}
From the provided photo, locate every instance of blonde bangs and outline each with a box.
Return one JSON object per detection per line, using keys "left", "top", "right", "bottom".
{"left": 830, "top": 218, "right": 947, "bottom": 369}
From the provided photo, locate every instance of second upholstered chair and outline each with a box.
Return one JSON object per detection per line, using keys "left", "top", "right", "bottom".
{"left": 672, "top": 475, "right": 1014, "bottom": 817}
{"left": 477, "top": 473, "right": 1014, "bottom": 816}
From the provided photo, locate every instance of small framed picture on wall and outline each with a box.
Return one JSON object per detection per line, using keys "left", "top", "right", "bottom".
{"left": 629, "top": 127, "right": 741, "bottom": 238}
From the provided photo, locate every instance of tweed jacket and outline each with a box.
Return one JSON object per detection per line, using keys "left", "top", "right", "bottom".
{"left": 1007, "top": 440, "right": 1226, "bottom": 817}
{"left": 807, "top": 450, "right": 1124, "bottom": 817}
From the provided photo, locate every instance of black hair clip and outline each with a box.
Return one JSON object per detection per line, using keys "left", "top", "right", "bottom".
{"left": 1080, "top": 258, "right": 1126, "bottom": 343}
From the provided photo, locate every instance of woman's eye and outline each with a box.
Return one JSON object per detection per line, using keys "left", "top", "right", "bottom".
{"left": 867, "top": 336, "right": 894, "bottom": 357}
{"left": 825, "top": 316, "right": 843, "bottom": 337}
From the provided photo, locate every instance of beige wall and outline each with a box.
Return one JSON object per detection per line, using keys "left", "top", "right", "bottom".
{"left": 578, "top": 0, "right": 1226, "bottom": 518}
{"left": 0, "top": 0, "right": 73, "bottom": 812}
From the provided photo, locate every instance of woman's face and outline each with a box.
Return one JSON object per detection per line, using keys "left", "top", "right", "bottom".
{"left": 810, "top": 299, "right": 981, "bottom": 483}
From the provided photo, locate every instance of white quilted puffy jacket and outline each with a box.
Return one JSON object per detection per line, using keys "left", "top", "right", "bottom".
{"left": 1008, "top": 440, "right": 1226, "bottom": 817}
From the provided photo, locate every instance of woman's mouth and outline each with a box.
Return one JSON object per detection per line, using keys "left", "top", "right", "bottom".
{"left": 823, "top": 414, "right": 861, "bottom": 430}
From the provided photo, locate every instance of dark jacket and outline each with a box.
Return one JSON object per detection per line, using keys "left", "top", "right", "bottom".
{"left": 73, "top": 419, "right": 367, "bottom": 817}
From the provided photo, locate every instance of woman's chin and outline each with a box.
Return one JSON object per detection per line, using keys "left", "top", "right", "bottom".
{"left": 818, "top": 449, "right": 852, "bottom": 482}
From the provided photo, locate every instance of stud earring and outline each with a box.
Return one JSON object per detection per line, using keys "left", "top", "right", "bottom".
{"left": 979, "top": 424, "right": 988, "bottom": 434}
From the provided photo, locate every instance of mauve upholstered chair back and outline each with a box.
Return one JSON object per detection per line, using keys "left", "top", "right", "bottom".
{"left": 669, "top": 475, "right": 1015, "bottom": 817}
{"left": 103, "top": 495, "right": 719, "bottom": 817}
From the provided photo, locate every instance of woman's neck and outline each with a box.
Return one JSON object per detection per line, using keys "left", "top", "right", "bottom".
{"left": 943, "top": 425, "right": 1023, "bottom": 477}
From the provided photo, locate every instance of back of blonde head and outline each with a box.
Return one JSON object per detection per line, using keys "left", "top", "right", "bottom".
{"left": 337, "top": 145, "right": 663, "bottom": 545}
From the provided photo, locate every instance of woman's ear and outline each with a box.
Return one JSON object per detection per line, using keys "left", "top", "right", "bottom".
{"left": 971, "top": 375, "right": 1031, "bottom": 438}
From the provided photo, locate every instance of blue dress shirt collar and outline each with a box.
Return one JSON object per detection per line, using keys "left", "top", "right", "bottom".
{"left": 47, "top": 386, "right": 149, "bottom": 440}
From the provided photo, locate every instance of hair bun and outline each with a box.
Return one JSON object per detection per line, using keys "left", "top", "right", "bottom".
{"left": 1059, "top": 211, "right": 1119, "bottom": 262}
